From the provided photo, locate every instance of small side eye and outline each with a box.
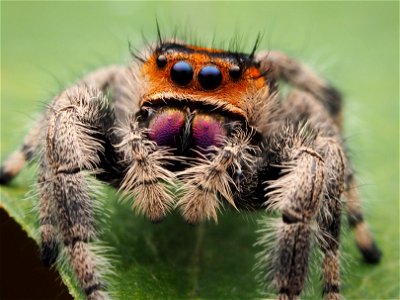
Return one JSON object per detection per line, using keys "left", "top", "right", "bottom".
{"left": 139, "top": 107, "right": 153, "bottom": 119}
{"left": 229, "top": 65, "right": 242, "bottom": 80}
{"left": 156, "top": 55, "right": 167, "bottom": 68}
{"left": 171, "top": 61, "right": 193, "bottom": 86}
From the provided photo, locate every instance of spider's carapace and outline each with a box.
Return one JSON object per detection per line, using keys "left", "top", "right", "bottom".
{"left": 140, "top": 43, "right": 267, "bottom": 152}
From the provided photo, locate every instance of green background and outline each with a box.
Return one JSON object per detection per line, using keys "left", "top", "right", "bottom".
{"left": 1, "top": 1, "right": 398, "bottom": 299}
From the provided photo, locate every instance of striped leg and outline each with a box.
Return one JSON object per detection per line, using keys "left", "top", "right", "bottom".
{"left": 0, "top": 116, "right": 44, "bottom": 184}
{"left": 316, "top": 138, "right": 345, "bottom": 300}
{"left": 254, "top": 51, "right": 343, "bottom": 128}
{"left": 345, "top": 173, "right": 382, "bottom": 263}
{"left": 177, "top": 130, "right": 257, "bottom": 224}
{"left": 38, "top": 159, "right": 60, "bottom": 266}
{"left": 267, "top": 148, "right": 325, "bottom": 299}
{"left": 116, "top": 117, "right": 176, "bottom": 223}
{"left": 44, "top": 86, "right": 110, "bottom": 299}
{"left": 0, "top": 65, "right": 123, "bottom": 186}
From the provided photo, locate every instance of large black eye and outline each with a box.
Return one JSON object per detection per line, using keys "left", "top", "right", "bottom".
{"left": 171, "top": 61, "right": 193, "bottom": 86}
{"left": 198, "top": 65, "right": 222, "bottom": 90}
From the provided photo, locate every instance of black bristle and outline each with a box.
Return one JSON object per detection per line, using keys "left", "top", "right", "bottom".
{"left": 128, "top": 41, "right": 146, "bottom": 63}
{"left": 249, "top": 32, "right": 263, "bottom": 60}
{"left": 171, "top": 26, "right": 179, "bottom": 43}
{"left": 140, "top": 29, "right": 150, "bottom": 48}
{"left": 156, "top": 18, "right": 163, "bottom": 47}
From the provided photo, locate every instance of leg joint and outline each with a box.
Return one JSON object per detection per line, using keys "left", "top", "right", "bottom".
{"left": 282, "top": 212, "right": 302, "bottom": 224}
{"left": 348, "top": 212, "right": 363, "bottom": 227}
{"left": 55, "top": 167, "right": 81, "bottom": 175}
{"left": 323, "top": 283, "right": 340, "bottom": 295}
{"left": 84, "top": 283, "right": 104, "bottom": 296}
{"left": 64, "top": 236, "right": 91, "bottom": 248}
{"left": 282, "top": 208, "right": 312, "bottom": 224}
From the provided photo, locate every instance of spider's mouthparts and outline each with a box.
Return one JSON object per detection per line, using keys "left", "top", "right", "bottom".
{"left": 148, "top": 108, "right": 186, "bottom": 148}
{"left": 147, "top": 107, "right": 227, "bottom": 151}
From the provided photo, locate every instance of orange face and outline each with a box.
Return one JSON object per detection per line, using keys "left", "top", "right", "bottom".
{"left": 141, "top": 43, "right": 268, "bottom": 118}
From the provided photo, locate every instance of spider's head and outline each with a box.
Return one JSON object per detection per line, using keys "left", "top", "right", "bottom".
{"left": 140, "top": 42, "right": 269, "bottom": 118}
{"left": 136, "top": 41, "right": 269, "bottom": 153}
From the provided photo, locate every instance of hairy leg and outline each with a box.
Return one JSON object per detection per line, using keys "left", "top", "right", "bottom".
{"left": 177, "top": 129, "right": 259, "bottom": 224}
{"left": 0, "top": 65, "right": 124, "bottom": 185}
{"left": 264, "top": 146, "right": 325, "bottom": 300}
{"left": 254, "top": 51, "right": 342, "bottom": 128}
{"left": 38, "top": 158, "right": 60, "bottom": 266}
{"left": 44, "top": 86, "right": 111, "bottom": 299}
{"left": 255, "top": 95, "right": 332, "bottom": 298}
{"left": 115, "top": 115, "right": 177, "bottom": 223}
{"left": 0, "top": 116, "right": 43, "bottom": 184}
{"left": 315, "top": 137, "right": 345, "bottom": 300}
{"left": 281, "top": 89, "right": 381, "bottom": 264}
{"left": 344, "top": 172, "right": 382, "bottom": 263}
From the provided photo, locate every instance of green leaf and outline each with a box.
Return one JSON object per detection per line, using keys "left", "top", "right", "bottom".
{"left": 0, "top": 170, "right": 265, "bottom": 299}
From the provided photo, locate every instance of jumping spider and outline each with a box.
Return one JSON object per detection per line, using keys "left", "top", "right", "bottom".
{"left": 0, "top": 35, "right": 382, "bottom": 299}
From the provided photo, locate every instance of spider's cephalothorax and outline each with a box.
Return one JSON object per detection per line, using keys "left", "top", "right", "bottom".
{"left": 0, "top": 38, "right": 382, "bottom": 300}
{"left": 138, "top": 42, "right": 265, "bottom": 157}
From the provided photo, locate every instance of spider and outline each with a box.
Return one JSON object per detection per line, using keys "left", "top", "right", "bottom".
{"left": 0, "top": 34, "right": 382, "bottom": 300}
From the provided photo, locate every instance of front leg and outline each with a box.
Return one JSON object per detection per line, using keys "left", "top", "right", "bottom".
{"left": 265, "top": 147, "right": 325, "bottom": 299}
{"left": 44, "top": 86, "right": 111, "bottom": 299}
{"left": 177, "top": 129, "right": 259, "bottom": 224}
{"left": 0, "top": 65, "right": 125, "bottom": 184}
{"left": 115, "top": 115, "right": 177, "bottom": 222}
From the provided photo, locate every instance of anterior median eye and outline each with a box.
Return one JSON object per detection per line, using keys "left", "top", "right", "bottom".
{"left": 198, "top": 65, "right": 222, "bottom": 90}
{"left": 170, "top": 61, "right": 193, "bottom": 86}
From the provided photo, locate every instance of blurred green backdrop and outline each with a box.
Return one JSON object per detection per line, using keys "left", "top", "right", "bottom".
{"left": 1, "top": 1, "right": 398, "bottom": 299}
